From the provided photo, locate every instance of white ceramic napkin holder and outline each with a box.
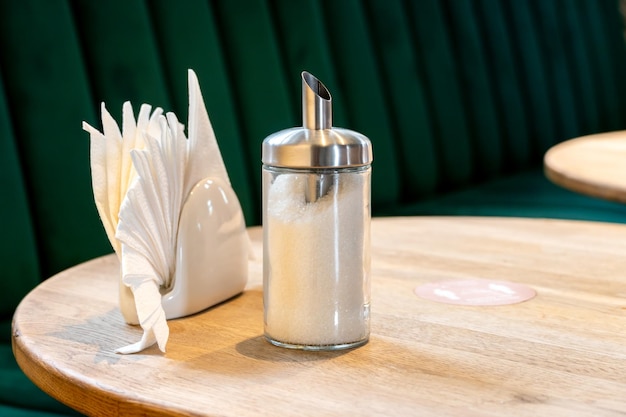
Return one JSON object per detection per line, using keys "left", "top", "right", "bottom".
{"left": 85, "top": 69, "right": 248, "bottom": 353}
{"left": 162, "top": 176, "right": 248, "bottom": 319}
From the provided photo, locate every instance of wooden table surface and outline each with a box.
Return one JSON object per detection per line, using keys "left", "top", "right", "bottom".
{"left": 544, "top": 130, "right": 626, "bottom": 203}
{"left": 12, "top": 217, "right": 626, "bottom": 416}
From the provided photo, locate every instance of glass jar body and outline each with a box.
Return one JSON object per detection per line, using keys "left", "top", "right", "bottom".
{"left": 262, "top": 165, "right": 371, "bottom": 350}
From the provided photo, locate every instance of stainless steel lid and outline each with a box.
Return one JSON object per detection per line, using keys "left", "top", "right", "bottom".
{"left": 262, "top": 71, "right": 372, "bottom": 168}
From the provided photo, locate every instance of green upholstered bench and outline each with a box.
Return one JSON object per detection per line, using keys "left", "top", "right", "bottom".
{"left": 2, "top": 0, "right": 626, "bottom": 415}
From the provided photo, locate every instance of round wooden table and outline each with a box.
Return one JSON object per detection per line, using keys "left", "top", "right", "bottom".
{"left": 12, "top": 217, "right": 626, "bottom": 416}
{"left": 544, "top": 130, "right": 626, "bottom": 203}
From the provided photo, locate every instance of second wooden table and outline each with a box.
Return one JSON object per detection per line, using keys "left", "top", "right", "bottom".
{"left": 544, "top": 130, "right": 626, "bottom": 203}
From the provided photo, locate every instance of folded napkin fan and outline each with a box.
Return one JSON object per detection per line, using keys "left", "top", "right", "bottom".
{"left": 83, "top": 70, "right": 248, "bottom": 354}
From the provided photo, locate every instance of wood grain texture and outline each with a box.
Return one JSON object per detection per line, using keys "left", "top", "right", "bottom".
{"left": 544, "top": 130, "right": 626, "bottom": 203}
{"left": 12, "top": 217, "right": 626, "bottom": 416}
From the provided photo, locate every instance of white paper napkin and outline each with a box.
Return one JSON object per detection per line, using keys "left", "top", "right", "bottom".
{"left": 83, "top": 70, "right": 232, "bottom": 353}
{"left": 83, "top": 102, "right": 163, "bottom": 257}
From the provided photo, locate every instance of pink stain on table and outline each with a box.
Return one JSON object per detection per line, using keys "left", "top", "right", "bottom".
{"left": 414, "top": 279, "right": 536, "bottom": 306}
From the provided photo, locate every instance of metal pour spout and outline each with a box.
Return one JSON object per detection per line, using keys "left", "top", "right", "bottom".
{"left": 302, "top": 72, "right": 333, "bottom": 203}
{"left": 302, "top": 71, "right": 332, "bottom": 130}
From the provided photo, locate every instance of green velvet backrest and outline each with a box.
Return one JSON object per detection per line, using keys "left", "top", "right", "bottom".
{"left": 2, "top": 0, "right": 626, "bottom": 319}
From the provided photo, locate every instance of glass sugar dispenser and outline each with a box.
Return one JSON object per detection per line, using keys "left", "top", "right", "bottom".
{"left": 261, "top": 71, "right": 373, "bottom": 350}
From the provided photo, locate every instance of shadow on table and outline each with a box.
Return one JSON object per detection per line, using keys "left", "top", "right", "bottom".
{"left": 47, "top": 308, "right": 159, "bottom": 365}
{"left": 235, "top": 335, "right": 349, "bottom": 363}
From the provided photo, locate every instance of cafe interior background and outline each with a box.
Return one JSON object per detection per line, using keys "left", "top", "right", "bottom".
{"left": 2, "top": 0, "right": 626, "bottom": 415}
